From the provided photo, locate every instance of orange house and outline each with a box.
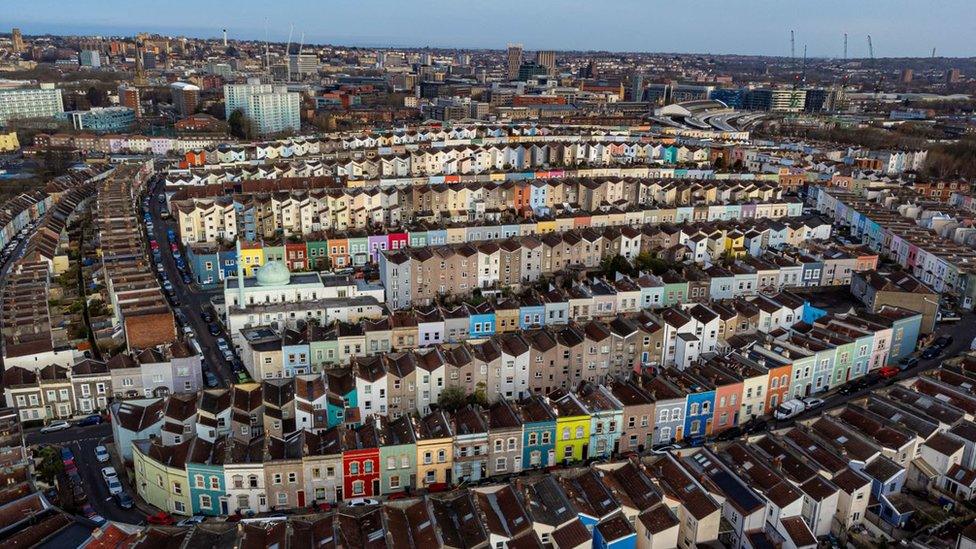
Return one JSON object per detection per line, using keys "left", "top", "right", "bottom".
{"left": 184, "top": 149, "right": 206, "bottom": 167}
{"left": 328, "top": 237, "right": 350, "bottom": 268}
{"left": 765, "top": 363, "right": 792, "bottom": 410}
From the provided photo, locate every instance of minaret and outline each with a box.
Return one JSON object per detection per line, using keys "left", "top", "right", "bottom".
{"left": 222, "top": 29, "right": 227, "bottom": 47}
{"left": 236, "top": 238, "right": 246, "bottom": 311}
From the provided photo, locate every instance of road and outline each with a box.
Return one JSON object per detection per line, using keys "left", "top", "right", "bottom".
{"left": 144, "top": 176, "right": 233, "bottom": 386}
{"left": 26, "top": 423, "right": 146, "bottom": 524}
{"left": 771, "top": 313, "right": 975, "bottom": 428}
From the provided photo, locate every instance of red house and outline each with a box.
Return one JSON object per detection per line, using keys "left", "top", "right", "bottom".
{"left": 284, "top": 242, "right": 308, "bottom": 272}
{"left": 387, "top": 232, "right": 408, "bottom": 252}
{"left": 342, "top": 422, "right": 380, "bottom": 499}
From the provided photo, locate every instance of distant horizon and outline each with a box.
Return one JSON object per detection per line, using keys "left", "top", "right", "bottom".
{"left": 6, "top": 0, "right": 976, "bottom": 59}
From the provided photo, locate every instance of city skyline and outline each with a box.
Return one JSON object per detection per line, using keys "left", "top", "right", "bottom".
{"left": 7, "top": 0, "right": 976, "bottom": 58}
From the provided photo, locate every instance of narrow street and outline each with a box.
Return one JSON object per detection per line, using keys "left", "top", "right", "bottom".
{"left": 144, "top": 176, "right": 233, "bottom": 386}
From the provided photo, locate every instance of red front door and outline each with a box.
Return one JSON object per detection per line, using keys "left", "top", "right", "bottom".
{"left": 297, "top": 490, "right": 305, "bottom": 507}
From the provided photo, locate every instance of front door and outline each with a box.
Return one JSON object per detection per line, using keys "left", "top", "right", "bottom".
{"left": 297, "top": 490, "right": 305, "bottom": 508}
{"left": 372, "top": 479, "right": 380, "bottom": 495}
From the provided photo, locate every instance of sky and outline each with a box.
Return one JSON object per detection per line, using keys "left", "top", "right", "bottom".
{"left": 6, "top": 0, "right": 975, "bottom": 58}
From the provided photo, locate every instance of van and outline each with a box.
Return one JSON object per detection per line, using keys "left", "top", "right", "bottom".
{"left": 773, "top": 399, "right": 807, "bottom": 420}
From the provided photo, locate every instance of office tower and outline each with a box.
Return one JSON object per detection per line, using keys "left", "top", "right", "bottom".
{"left": 11, "top": 28, "right": 23, "bottom": 53}
{"left": 170, "top": 82, "right": 200, "bottom": 117}
{"left": 288, "top": 53, "right": 319, "bottom": 77}
{"left": 134, "top": 41, "right": 147, "bottom": 86}
{"left": 631, "top": 74, "right": 645, "bottom": 102}
{"left": 535, "top": 50, "right": 556, "bottom": 74}
{"left": 946, "top": 68, "right": 962, "bottom": 83}
{"left": 79, "top": 50, "right": 101, "bottom": 68}
{"left": 118, "top": 85, "right": 142, "bottom": 117}
{"left": 0, "top": 84, "right": 64, "bottom": 124}
{"left": 506, "top": 43, "right": 523, "bottom": 80}
{"left": 224, "top": 81, "right": 273, "bottom": 119}
{"left": 900, "top": 69, "right": 913, "bottom": 83}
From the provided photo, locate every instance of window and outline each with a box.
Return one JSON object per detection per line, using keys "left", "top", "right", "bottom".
{"left": 541, "top": 432, "right": 551, "bottom": 444}
{"left": 575, "top": 426, "right": 584, "bottom": 438}
{"left": 195, "top": 475, "right": 204, "bottom": 488}
{"left": 528, "top": 432, "right": 538, "bottom": 445}
{"left": 352, "top": 480, "right": 365, "bottom": 496}
{"left": 249, "top": 475, "right": 258, "bottom": 488}
{"left": 496, "top": 457, "right": 507, "bottom": 471}
{"left": 364, "top": 461, "right": 373, "bottom": 473}
{"left": 349, "top": 462, "right": 359, "bottom": 475}
{"left": 387, "top": 457, "right": 397, "bottom": 470}
{"left": 437, "top": 449, "right": 446, "bottom": 463}
{"left": 273, "top": 473, "right": 282, "bottom": 484}
{"left": 390, "top": 475, "right": 400, "bottom": 489}
{"left": 200, "top": 494, "right": 212, "bottom": 509}
{"left": 210, "top": 476, "right": 220, "bottom": 490}
{"left": 288, "top": 472, "right": 296, "bottom": 483}
{"left": 424, "top": 452, "right": 433, "bottom": 465}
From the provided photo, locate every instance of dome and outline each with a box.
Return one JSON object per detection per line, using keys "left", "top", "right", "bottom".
{"left": 255, "top": 261, "right": 290, "bottom": 286}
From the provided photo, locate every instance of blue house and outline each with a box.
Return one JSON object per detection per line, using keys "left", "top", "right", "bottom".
{"left": 664, "top": 370, "right": 714, "bottom": 444}
{"left": 185, "top": 245, "right": 220, "bottom": 287}
{"left": 862, "top": 456, "right": 911, "bottom": 527}
{"left": 469, "top": 302, "right": 496, "bottom": 338}
{"left": 426, "top": 228, "right": 447, "bottom": 246}
{"left": 880, "top": 308, "right": 922, "bottom": 363}
{"left": 218, "top": 249, "right": 238, "bottom": 280}
{"left": 519, "top": 394, "right": 556, "bottom": 469}
{"left": 594, "top": 515, "right": 637, "bottom": 549}
{"left": 518, "top": 296, "right": 545, "bottom": 329}
{"left": 186, "top": 438, "right": 227, "bottom": 516}
{"left": 282, "top": 329, "right": 311, "bottom": 376}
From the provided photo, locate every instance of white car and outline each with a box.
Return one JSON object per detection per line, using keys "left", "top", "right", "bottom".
{"left": 177, "top": 516, "right": 206, "bottom": 526}
{"left": 106, "top": 477, "right": 123, "bottom": 495}
{"left": 40, "top": 421, "right": 71, "bottom": 434}
{"left": 101, "top": 466, "right": 118, "bottom": 483}
{"left": 347, "top": 498, "right": 380, "bottom": 507}
{"left": 802, "top": 397, "right": 825, "bottom": 410}
{"left": 216, "top": 338, "right": 230, "bottom": 351}
{"left": 94, "top": 445, "right": 110, "bottom": 463}
{"left": 650, "top": 444, "right": 680, "bottom": 455}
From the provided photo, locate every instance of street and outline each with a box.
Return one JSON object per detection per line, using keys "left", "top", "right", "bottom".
{"left": 144, "top": 177, "right": 233, "bottom": 386}
{"left": 26, "top": 422, "right": 146, "bottom": 524}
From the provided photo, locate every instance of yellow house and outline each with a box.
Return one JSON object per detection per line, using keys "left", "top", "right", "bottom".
{"left": 133, "top": 439, "right": 193, "bottom": 516}
{"left": 724, "top": 231, "right": 746, "bottom": 258}
{"left": 415, "top": 410, "right": 454, "bottom": 488}
{"left": 536, "top": 220, "right": 557, "bottom": 235}
{"left": 238, "top": 242, "right": 265, "bottom": 276}
{"left": 0, "top": 132, "right": 20, "bottom": 152}
{"left": 552, "top": 392, "right": 590, "bottom": 464}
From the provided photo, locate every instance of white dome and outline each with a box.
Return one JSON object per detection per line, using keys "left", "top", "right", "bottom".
{"left": 255, "top": 261, "right": 290, "bottom": 286}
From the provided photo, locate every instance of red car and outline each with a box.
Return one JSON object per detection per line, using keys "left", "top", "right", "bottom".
{"left": 149, "top": 240, "right": 159, "bottom": 250}
{"left": 146, "top": 511, "right": 175, "bottom": 525}
{"left": 170, "top": 243, "right": 179, "bottom": 252}
{"left": 878, "top": 366, "right": 900, "bottom": 379}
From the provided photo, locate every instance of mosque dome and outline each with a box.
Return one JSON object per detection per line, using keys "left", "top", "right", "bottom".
{"left": 255, "top": 261, "right": 290, "bottom": 286}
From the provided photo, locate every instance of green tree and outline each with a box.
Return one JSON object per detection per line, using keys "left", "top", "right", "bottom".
{"left": 437, "top": 385, "right": 468, "bottom": 412}
{"left": 35, "top": 446, "right": 64, "bottom": 484}
{"left": 600, "top": 254, "right": 635, "bottom": 278}
{"left": 228, "top": 108, "right": 256, "bottom": 139}
{"left": 467, "top": 384, "right": 488, "bottom": 407}
{"left": 86, "top": 86, "right": 109, "bottom": 108}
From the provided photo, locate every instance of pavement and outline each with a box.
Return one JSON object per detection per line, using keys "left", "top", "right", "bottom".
{"left": 26, "top": 422, "right": 146, "bottom": 524}
{"left": 145, "top": 177, "right": 234, "bottom": 386}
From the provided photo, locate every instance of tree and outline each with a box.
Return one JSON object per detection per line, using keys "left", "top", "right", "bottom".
{"left": 86, "top": 86, "right": 109, "bottom": 108}
{"left": 635, "top": 252, "right": 671, "bottom": 275}
{"left": 35, "top": 446, "right": 63, "bottom": 484}
{"left": 228, "top": 108, "right": 256, "bottom": 139}
{"left": 467, "top": 384, "right": 488, "bottom": 407}
{"left": 437, "top": 385, "right": 468, "bottom": 412}
{"left": 600, "top": 254, "right": 635, "bottom": 278}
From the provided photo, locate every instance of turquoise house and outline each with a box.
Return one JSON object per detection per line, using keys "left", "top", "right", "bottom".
{"left": 186, "top": 438, "right": 226, "bottom": 516}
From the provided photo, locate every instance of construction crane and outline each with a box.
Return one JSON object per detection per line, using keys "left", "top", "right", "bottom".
{"left": 790, "top": 29, "right": 795, "bottom": 68}
{"left": 843, "top": 33, "right": 848, "bottom": 61}
{"left": 285, "top": 24, "right": 294, "bottom": 82}
{"left": 867, "top": 35, "right": 874, "bottom": 63}
{"left": 296, "top": 32, "right": 305, "bottom": 82}
{"left": 931, "top": 47, "right": 936, "bottom": 58}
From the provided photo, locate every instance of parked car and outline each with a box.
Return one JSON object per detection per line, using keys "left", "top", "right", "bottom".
{"left": 216, "top": 338, "right": 230, "bottom": 351}
{"left": 649, "top": 444, "right": 680, "bottom": 455}
{"left": 346, "top": 498, "right": 380, "bottom": 507}
{"left": 106, "top": 477, "right": 123, "bottom": 495}
{"left": 802, "top": 397, "right": 825, "bottom": 409}
{"left": 146, "top": 511, "right": 175, "bottom": 525}
{"left": 76, "top": 414, "right": 102, "bottom": 427}
{"left": 41, "top": 421, "right": 71, "bottom": 434}
{"left": 898, "top": 356, "right": 919, "bottom": 370}
{"left": 204, "top": 371, "right": 219, "bottom": 388}
{"left": 201, "top": 311, "right": 213, "bottom": 323}
{"left": 94, "top": 445, "right": 110, "bottom": 463}
{"left": 207, "top": 323, "right": 221, "bottom": 336}
{"left": 114, "top": 492, "right": 134, "bottom": 509}
{"left": 177, "top": 516, "right": 206, "bottom": 527}
{"left": 59, "top": 447, "right": 75, "bottom": 463}
{"left": 921, "top": 347, "right": 943, "bottom": 359}
{"left": 933, "top": 336, "right": 953, "bottom": 349}
{"left": 101, "top": 466, "right": 118, "bottom": 483}
{"left": 878, "top": 366, "right": 900, "bottom": 379}
{"left": 222, "top": 349, "right": 236, "bottom": 361}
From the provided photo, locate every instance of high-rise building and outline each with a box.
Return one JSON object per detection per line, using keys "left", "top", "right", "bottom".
{"left": 224, "top": 81, "right": 273, "bottom": 119}
{"left": 946, "top": 68, "right": 962, "bottom": 83}
{"left": 631, "top": 74, "right": 645, "bottom": 102}
{"left": 245, "top": 88, "right": 301, "bottom": 136}
{"left": 118, "top": 85, "right": 142, "bottom": 117}
{"left": 535, "top": 50, "right": 556, "bottom": 74}
{"left": 900, "top": 69, "right": 914, "bottom": 83}
{"left": 10, "top": 28, "right": 23, "bottom": 53}
{"left": 0, "top": 84, "right": 64, "bottom": 125}
{"left": 288, "top": 54, "right": 319, "bottom": 77}
{"left": 79, "top": 50, "right": 101, "bottom": 68}
{"left": 170, "top": 82, "right": 200, "bottom": 117}
{"left": 224, "top": 82, "right": 299, "bottom": 135}
{"left": 506, "top": 43, "right": 523, "bottom": 80}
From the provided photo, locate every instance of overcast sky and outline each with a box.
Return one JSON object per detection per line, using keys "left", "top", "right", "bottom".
{"left": 7, "top": 0, "right": 975, "bottom": 58}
